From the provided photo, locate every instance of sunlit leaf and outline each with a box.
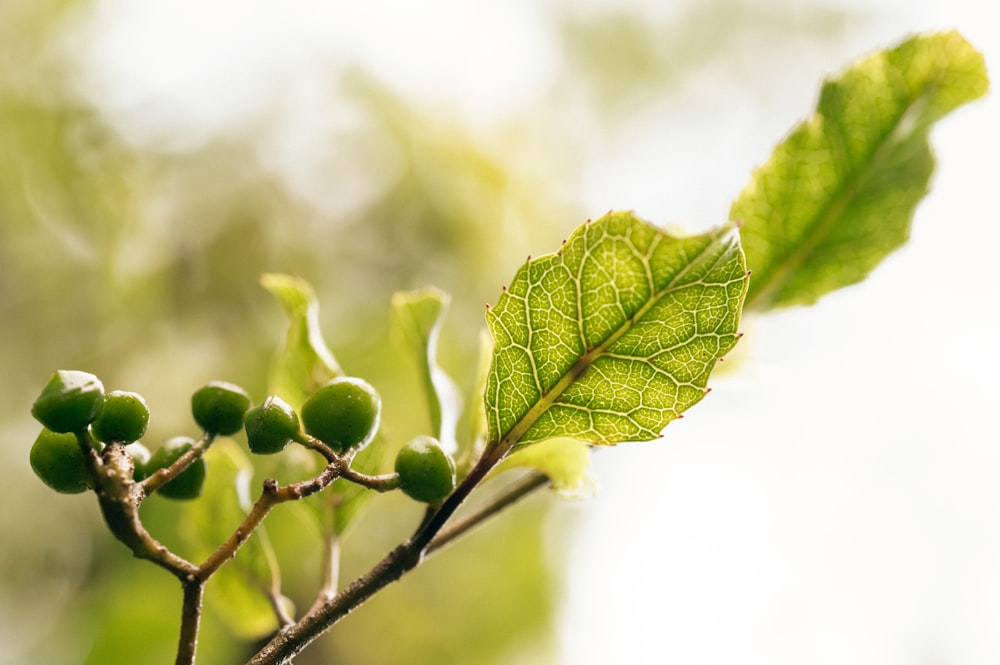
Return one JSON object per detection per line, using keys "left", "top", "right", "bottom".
{"left": 260, "top": 273, "right": 342, "bottom": 410}
{"left": 485, "top": 211, "right": 747, "bottom": 450}
{"left": 732, "top": 30, "right": 989, "bottom": 310}
{"left": 391, "top": 287, "right": 462, "bottom": 454}
{"left": 455, "top": 328, "right": 494, "bottom": 476}
{"left": 489, "top": 437, "right": 594, "bottom": 498}
{"left": 261, "top": 273, "right": 383, "bottom": 537}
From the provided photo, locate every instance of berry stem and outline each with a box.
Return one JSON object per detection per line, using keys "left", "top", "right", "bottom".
{"left": 141, "top": 432, "right": 215, "bottom": 495}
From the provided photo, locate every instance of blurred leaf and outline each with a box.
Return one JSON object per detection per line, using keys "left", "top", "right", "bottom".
{"left": 455, "top": 328, "right": 493, "bottom": 476}
{"left": 260, "top": 273, "right": 343, "bottom": 410}
{"left": 174, "top": 439, "right": 285, "bottom": 638}
{"left": 489, "top": 437, "right": 594, "bottom": 498}
{"left": 328, "top": 438, "right": 386, "bottom": 536}
{"left": 391, "top": 287, "right": 462, "bottom": 454}
{"left": 485, "top": 211, "right": 747, "bottom": 449}
{"left": 733, "top": 30, "right": 989, "bottom": 310}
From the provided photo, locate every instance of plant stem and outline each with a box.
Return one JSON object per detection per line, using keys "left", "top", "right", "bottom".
{"left": 176, "top": 580, "right": 205, "bottom": 665}
{"left": 426, "top": 471, "right": 550, "bottom": 556}
{"left": 247, "top": 443, "right": 512, "bottom": 665}
{"left": 197, "top": 479, "right": 282, "bottom": 579}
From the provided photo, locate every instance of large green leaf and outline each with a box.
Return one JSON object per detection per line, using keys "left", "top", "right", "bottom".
{"left": 260, "top": 273, "right": 343, "bottom": 410}
{"left": 485, "top": 211, "right": 747, "bottom": 449}
{"left": 733, "top": 30, "right": 989, "bottom": 310}
{"left": 391, "top": 287, "right": 462, "bottom": 454}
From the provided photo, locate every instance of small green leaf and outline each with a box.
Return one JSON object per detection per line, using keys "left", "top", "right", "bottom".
{"left": 485, "top": 211, "right": 747, "bottom": 450}
{"left": 260, "top": 273, "right": 342, "bottom": 409}
{"left": 175, "top": 439, "right": 285, "bottom": 637}
{"left": 733, "top": 30, "right": 989, "bottom": 310}
{"left": 455, "top": 328, "right": 494, "bottom": 476}
{"left": 391, "top": 287, "right": 462, "bottom": 454}
{"left": 489, "top": 437, "right": 594, "bottom": 497}
{"left": 261, "top": 273, "right": 380, "bottom": 536}
{"left": 329, "top": 438, "right": 385, "bottom": 535}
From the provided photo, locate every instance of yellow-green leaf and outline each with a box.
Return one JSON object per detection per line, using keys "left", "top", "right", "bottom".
{"left": 391, "top": 287, "right": 462, "bottom": 454}
{"left": 489, "top": 437, "right": 594, "bottom": 498}
{"left": 260, "top": 273, "right": 342, "bottom": 410}
{"left": 485, "top": 211, "right": 747, "bottom": 450}
{"left": 733, "top": 30, "right": 989, "bottom": 310}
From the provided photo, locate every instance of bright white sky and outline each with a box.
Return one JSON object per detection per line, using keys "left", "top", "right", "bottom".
{"left": 70, "top": 1, "right": 1000, "bottom": 663}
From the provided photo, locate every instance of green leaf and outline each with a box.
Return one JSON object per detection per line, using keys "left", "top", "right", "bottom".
{"left": 260, "top": 273, "right": 343, "bottom": 410}
{"left": 732, "top": 30, "right": 989, "bottom": 310}
{"left": 329, "top": 437, "right": 386, "bottom": 535}
{"left": 261, "top": 273, "right": 380, "bottom": 536}
{"left": 175, "top": 439, "right": 286, "bottom": 637}
{"left": 484, "top": 211, "right": 748, "bottom": 450}
{"left": 455, "top": 328, "right": 494, "bottom": 476}
{"left": 488, "top": 437, "right": 594, "bottom": 497}
{"left": 391, "top": 287, "right": 462, "bottom": 453}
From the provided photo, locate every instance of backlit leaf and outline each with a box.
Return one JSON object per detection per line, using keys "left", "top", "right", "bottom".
{"left": 732, "top": 30, "right": 989, "bottom": 310}
{"left": 391, "top": 287, "right": 462, "bottom": 454}
{"left": 489, "top": 437, "right": 594, "bottom": 498}
{"left": 485, "top": 211, "right": 747, "bottom": 450}
{"left": 260, "top": 273, "right": 342, "bottom": 410}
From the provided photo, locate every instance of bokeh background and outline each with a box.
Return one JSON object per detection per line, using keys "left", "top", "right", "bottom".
{"left": 1, "top": 0, "right": 997, "bottom": 664}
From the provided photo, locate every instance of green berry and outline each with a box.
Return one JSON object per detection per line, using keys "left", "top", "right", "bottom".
{"left": 29, "top": 428, "right": 92, "bottom": 494}
{"left": 244, "top": 396, "right": 299, "bottom": 455}
{"left": 92, "top": 390, "right": 150, "bottom": 444}
{"left": 31, "top": 370, "right": 105, "bottom": 433}
{"left": 191, "top": 381, "right": 251, "bottom": 435}
{"left": 300, "top": 377, "right": 381, "bottom": 454}
{"left": 148, "top": 436, "right": 206, "bottom": 500}
{"left": 394, "top": 435, "right": 456, "bottom": 503}
{"left": 125, "top": 441, "right": 152, "bottom": 481}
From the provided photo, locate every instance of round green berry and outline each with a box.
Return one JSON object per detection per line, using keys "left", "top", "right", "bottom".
{"left": 30, "top": 428, "right": 92, "bottom": 494}
{"left": 125, "top": 441, "right": 152, "bottom": 481}
{"left": 92, "top": 390, "right": 150, "bottom": 444}
{"left": 148, "top": 436, "right": 206, "bottom": 500}
{"left": 191, "top": 381, "right": 251, "bottom": 435}
{"left": 244, "top": 396, "right": 299, "bottom": 455}
{"left": 394, "top": 435, "right": 456, "bottom": 503}
{"left": 300, "top": 377, "right": 381, "bottom": 454}
{"left": 31, "top": 370, "right": 105, "bottom": 434}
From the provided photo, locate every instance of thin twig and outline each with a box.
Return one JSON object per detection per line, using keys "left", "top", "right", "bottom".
{"left": 247, "top": 444, "right": 511, "bottom": 665}
{"left": 426, "top": 471, "right": 550, "bottom": 556}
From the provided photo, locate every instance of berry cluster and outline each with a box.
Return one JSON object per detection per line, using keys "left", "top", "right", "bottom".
{"left": 29, "top": 370, "right": 457, "bottom": 504}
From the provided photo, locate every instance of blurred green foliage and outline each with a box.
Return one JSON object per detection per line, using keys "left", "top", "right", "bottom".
{"left": 1, "top": 0, "right": 876, "bottom": 663}
{"left": 1, "top": 1, "right": 570, "bottom": 662}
